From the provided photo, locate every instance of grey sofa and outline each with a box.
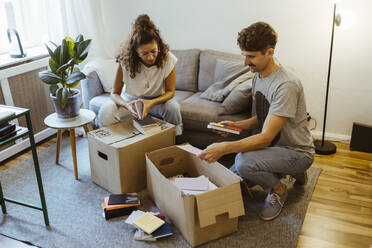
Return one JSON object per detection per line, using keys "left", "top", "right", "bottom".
{"left": 81, "top": 49, "right": 253, "bottom": 148}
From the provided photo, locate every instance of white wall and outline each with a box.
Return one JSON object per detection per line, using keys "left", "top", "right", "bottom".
{"left": 98, "top": 0, "right": 372, "bottom": 140}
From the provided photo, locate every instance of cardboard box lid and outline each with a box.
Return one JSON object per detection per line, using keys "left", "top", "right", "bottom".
{"left": 88, "top": 120, "right": 137, "bottom": 145}
{"left": 195, "top": 183, "right": 244, "bottom": 228}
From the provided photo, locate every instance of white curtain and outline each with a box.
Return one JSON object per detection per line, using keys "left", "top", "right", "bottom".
{"left": 44, "top": 0, "right": 116, "bottom": 60}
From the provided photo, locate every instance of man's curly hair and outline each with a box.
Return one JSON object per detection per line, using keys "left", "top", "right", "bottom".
{"left": 116, "top": 14, "right": 169, "bottom": 78}
{"left": 237, "top": 22, "right": 278, "bottom": 53}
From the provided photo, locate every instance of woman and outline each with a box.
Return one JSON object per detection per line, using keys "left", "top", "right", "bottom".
{"left": 98, "top": 14, "right": 182, "bottom": 135}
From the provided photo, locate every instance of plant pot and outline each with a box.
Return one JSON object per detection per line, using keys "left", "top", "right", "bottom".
{"left": 50, "top": 89, "right": 81, "bottom": 119}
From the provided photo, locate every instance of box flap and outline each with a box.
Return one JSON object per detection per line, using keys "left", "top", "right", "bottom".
{"left": 88, "top": 120, "right": 137, "bottom": 145}
{"left": 195, "top": 183, "right": 244, "bottom": 228}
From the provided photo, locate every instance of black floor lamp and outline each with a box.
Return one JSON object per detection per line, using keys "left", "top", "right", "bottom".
{"left": 314, "top": 2, "right": 341, "bottom": 155}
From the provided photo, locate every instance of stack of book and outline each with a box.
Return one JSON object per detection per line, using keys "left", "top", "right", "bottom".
{"left": 125, "top": 210, "right": 173, "bottom": 242}
{"left": 101, "top": 193, "right": 140, "bottom": 220}
{"left": 0, "top": 110, "right": 17, "bottom": 142}
{"left": 207, "top": 122, "right": 242, "bottom": 135}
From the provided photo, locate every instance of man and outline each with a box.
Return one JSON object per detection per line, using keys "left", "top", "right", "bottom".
{"left": 198, "top": 22, "right": 314, "bottom": 221}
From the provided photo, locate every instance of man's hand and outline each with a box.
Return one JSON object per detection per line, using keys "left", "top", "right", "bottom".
{"left": 215, "top": 120, "right": 237, "bottom": 137}
{"left": 198, "top": 142, "right": 227, "bottom": 163}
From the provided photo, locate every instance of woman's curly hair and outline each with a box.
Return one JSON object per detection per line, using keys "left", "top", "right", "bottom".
{"left": 116, "top": 14, "right": 169, "bottom": 79}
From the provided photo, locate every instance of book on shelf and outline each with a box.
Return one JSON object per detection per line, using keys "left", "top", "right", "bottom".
{"left": 207, "top": 122, "right": 242, "bottom": 135}
{"left": 0, "top": 110, "right": 15, "bottom": 122}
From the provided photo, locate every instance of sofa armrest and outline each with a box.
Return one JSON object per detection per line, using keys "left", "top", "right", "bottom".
{"left": 81, "top": 69, "right": 105, "bottom": 109}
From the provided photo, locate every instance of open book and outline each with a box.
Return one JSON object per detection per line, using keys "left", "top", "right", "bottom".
{"left": 132, "top": 116, "right": 158, "bottom": 135}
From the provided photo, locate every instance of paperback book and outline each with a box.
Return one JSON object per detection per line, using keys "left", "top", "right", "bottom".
{"left": 207, "top": 122, "right": 242, "bottom": 135}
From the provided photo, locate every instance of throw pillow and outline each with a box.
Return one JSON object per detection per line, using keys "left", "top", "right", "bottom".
{"left": 84, "top": 58, "right": 117, "bottom": 92}
{"left": 218, "top": 79, "right": 253, "bottom": 115}
{"left": 200, "top": 70, "right": 253, "bottom": 102}
{"left": 214, "top": 59, "right": 246, "bottom": 82}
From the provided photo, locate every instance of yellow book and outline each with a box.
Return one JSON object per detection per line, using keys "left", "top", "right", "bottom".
{"left": 133, "top": 212, "right": 165, "bottom": 234}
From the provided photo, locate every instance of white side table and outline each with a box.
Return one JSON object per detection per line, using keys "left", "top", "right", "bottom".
{"left": 44, "top": 109, "right": 96, "bottom": 180}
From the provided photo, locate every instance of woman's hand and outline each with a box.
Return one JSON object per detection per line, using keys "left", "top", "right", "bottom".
{"left": 136, "top": 99, "right": 153, "bottom": 119}
{"left": 126, "top": 101, "right": 140, "bottom": 119}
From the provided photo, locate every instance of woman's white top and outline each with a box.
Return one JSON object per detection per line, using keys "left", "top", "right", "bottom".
{"left": 121, "top": 51, "right": 177, "bottom": 98}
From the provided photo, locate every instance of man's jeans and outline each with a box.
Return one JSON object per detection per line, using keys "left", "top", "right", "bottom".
{"left": 230, "top": 147, "right": 314, "bottom": 192}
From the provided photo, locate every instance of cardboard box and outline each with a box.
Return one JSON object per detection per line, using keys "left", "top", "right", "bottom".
{"left": 146, "top": 145, "right": 245, "bottom": 247}
{"left": 88, "top": 118, "right": 175, "bottom": 193}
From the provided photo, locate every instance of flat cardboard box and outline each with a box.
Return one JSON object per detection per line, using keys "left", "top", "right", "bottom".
{"left": 88, "top": 118, "right": 175, "bottom": 193}
{"left": 146, "top": 145, "right": 245, "bottom": 247}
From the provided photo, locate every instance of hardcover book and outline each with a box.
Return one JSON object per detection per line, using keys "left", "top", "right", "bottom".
{"left": 207, "top": 122, "right": 242, "bottom": 135}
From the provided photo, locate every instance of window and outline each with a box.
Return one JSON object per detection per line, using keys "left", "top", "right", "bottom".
{"left": 0, "top": 0, "right": 49, "bottom": 55}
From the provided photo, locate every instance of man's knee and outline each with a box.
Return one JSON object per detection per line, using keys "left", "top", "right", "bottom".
{"left": 234, "top": 152, "right": 258, "bottom": 177}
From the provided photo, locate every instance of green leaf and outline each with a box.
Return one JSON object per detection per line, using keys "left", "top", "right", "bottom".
{"left": 66, "top": 71, "right": 86, "bottom": 86}
{"left": 56, "top": 59, "right": 73, "bottom": 74}
{"left": 64, "top": 36, "right": 75, "bottom": 58}
{"left": 54, "top": 46, "right": 61, "bottom": 65}
{"left": 66, "top": 80, "right": 80, "bottom": 89}
{"left": 49, "top": 84, "right": 59, "bottom": 95}
{"left": 39, "top": 71, "right": 61, "bottom": 85}
{"left": 76, "top": 39, "right": 91, "bottom": 61}
{"left": 75, "top": 34, "right": 83, "bottom": 43}
{"left": 60, "top": 39, "right": 71, "bottom": 65}
{"left": 45, "top": 44, "right": 58, "bottom": 64}
{"left": 49, "top": 58, "right": 58, "bottom": 72}
{"left": 56, "top": 87, "right": 69, "bottom": 108}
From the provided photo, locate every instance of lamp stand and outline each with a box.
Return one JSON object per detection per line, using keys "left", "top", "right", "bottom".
{"left": 315, "top": 2, "right": 337, "bottom": 155}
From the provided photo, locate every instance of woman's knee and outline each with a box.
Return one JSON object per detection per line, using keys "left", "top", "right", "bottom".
{"left": 98, "top": 101, "right": 118, "bottom": 127}
{"left": 162, "top": 100, "right": 182, "bottom": 123}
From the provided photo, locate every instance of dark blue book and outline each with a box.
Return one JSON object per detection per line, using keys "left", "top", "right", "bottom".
{"left": 151, "top": 222, "right": 173, "bottom": 239}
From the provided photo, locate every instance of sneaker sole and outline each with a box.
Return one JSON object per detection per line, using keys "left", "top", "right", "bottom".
{"left": 258, "top": 207, "right": 283, "bottom": 221}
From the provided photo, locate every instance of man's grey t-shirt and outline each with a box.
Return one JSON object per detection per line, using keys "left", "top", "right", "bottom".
{"left": 252, "top": 64, "right": 314, "bottom": 157}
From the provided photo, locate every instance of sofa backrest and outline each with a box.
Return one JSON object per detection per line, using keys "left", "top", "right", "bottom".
{"left": 198, "top": 50, "right": 244, "bottom": 91}
{"left": 172, "top": 49, "right": 201, "bottom": 92}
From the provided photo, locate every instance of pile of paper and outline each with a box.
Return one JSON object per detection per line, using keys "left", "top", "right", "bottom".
{"left": 125, "top": 210, "right": 173, "bottom": 242}
{"left": 169, "top": 175, "right": 218, "bottom": 195}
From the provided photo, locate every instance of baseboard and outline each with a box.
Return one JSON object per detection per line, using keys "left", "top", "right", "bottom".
{"left": 311, "top": 130, "right": 350, "bottom": 143}
{"left": 0, "top": 128, "right": 57, "bottom": 162}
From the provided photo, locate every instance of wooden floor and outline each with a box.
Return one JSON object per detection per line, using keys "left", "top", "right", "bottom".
{"left": 0, "top": 137, "right": 371, "bottom": 248}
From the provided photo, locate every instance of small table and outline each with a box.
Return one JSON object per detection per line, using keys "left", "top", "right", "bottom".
{"left": 44, "top": 109, "right": 96, "bottom": 180}
{"left": 0, "top": 105, "right": 49, "bottom": 225}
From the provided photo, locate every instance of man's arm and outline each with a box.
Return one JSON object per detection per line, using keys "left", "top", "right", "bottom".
{"left": 233, "top": 115, "right": 260, "bottom": 131}
{"left": 199, "top": 114, "right": 287, "bottom": 163}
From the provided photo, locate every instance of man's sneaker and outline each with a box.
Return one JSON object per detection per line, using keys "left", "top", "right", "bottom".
{"left": 293, "top": 171, "right": 308, "bottom": 186}
{"left": 259, "top": 185, "right": 288, "bottom": 221}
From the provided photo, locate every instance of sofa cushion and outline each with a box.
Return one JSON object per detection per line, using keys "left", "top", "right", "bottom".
{"left": 214, "top": 59, "right": 247, "bottom": 82}
{"left": 174, "top": 90, "right": 195, "bottom": 103}
{"left": 198, "top": 50, "right": 244, "bottom": 91}
{"left": 84, "top": 59, "right": 117, "bottom": 93}
{"left": 200, "top": 70, "right": 252, "bottom": 102}
{"left": 172, "top": 49, "right": 201, "bottom": 92}
{"left": 218, "top": 79, "right": 253, "bottom": 115}
{"left": 180, "top": 92, "right": 251, "bottom": 132}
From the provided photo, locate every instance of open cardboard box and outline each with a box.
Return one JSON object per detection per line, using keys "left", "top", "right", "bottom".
{"left": 88, "top": 118, "right": 175, "bottom": 193}
{"left": 146, "top": 145, "right": 245, "bottom": 247}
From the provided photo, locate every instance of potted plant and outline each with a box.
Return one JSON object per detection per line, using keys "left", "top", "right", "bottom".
{"left": 39, "top": 34, "right": 92, "bottom": 119}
